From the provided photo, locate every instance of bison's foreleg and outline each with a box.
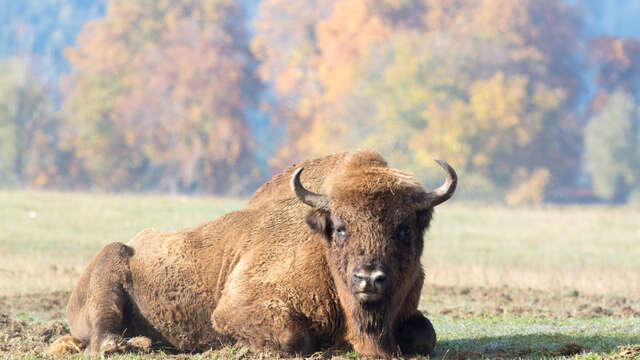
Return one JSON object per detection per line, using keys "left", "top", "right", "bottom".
{"left": 395, "top": 312, "right": 436, "bottom": 355}
{"left": 211, "top": 296, "right": 316, "bottom": 355}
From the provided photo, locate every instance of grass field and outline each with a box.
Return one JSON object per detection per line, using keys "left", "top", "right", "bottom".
{"left": 1, "top": 190, "right": 640, "bottom": 359}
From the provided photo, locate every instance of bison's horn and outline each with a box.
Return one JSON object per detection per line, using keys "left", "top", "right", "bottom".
{"left": 417, "top": 159, "right": 457, "bottom": 209}
{"left": 290, "top": 167, "right": 331, "bottom": 211}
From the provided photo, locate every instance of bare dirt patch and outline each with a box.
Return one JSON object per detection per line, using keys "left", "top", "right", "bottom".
{"left": 1, "top": 286, "right": 639, "bottom": 358}
{"left": 1, "top": 292, "right": 70, "bottom": 357}
{"left": 423, "top": 284, "right": 640, "bottom": 319}
{"left": 0, "top": 312, "right": 69, "bottom": 356}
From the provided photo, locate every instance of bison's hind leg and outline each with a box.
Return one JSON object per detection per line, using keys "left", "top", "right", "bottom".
{"left": 66, "top": 242, "right": 135, "bottom": 355}
{"left": 212, "top": 299, "right": 317, "bottom": 355}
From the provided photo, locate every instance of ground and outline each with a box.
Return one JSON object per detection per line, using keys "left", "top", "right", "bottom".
{"left": 2, "top": 285, "right": 639, "bottom": 359}
{"left": 1, "top": 191, "right": 639, "bottom": 359}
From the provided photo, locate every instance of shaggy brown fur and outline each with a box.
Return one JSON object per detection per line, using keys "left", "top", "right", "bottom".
{"left": 49, "top": 150, "right": 456, "bottom": 358}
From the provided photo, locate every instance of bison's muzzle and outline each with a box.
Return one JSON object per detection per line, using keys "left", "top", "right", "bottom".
{"left": 351, "top": 263, "right": 389, "bottom": 303}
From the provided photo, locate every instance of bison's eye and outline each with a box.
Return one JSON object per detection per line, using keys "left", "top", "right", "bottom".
{"left": 334, "top": 226, "right": 347, "bottom": 244}
{"left": 397, "top": 225, "right": 411, "bottom": 243}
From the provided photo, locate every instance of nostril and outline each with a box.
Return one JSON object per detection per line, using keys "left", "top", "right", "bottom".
{"left": 352, "top": 272, "right": 369, "bottom": 291}
{"left": 353, "top": 272, "right": 369, "bottom": 280}
{"left": 371, "top": 270, "right": 386, "bottom": 287}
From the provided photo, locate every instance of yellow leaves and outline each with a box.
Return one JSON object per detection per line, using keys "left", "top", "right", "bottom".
{"left": 415, "top": 72, "right": 536, "bottom": 174}
{"left": 505, "top": 168, "right": 551, "bottom": 205}
{"left": 466, "top": 73, "right": 563, "bottom": 149}
{"left": 410, "top": 128, "right": 465, "bottom": 171}
{"left": 469, "top": 72, "right": 532, "bottom": 148}
{"left": 473, "top": 0, "right": 529, "bottom": 44}
{"left": 532, "top": 83, "right": 566, "bottom": 110}
{"left": 469, "top": 73, "right": 527, "bottom": 131}
{"left": 164, "top": 10, "right": 178, "bottom": 32}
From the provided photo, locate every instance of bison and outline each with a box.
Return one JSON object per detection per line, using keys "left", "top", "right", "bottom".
{"left": 48, "top": 150, "right": 456, "bottom": 358}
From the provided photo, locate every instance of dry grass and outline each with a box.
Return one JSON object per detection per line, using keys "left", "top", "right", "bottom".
{"left": 2, "top": 191, "right": 640, "bottom": 359}
{"left": 2, "top": 191, "right": 640, "bottom": 297}
{"left": 425, "top": 203, "right": 640, "bottom": 297}
{"left": 0, "top": 190, "right": 244, "bottom": 296}
{"left": 425, "top": 264, "right": 640, "bottom": 297}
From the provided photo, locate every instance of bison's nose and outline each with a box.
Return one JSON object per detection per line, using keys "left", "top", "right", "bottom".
{"left": 353, "top": 270, "right": 386, "bottom": 289}
{"left": 352, "top": 265, "right": 388, "bottom": 294}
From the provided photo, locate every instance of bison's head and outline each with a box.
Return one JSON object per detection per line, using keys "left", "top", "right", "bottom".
{"left": 290, "top": 155, "right": 456, "bottom": 313}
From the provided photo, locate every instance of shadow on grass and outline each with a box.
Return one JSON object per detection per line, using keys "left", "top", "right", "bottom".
{"left": 432, "top": 333, "right": 640, "bottom": 359}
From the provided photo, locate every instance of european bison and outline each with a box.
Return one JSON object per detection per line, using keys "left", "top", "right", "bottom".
{"left": 48, "top": 150, "right": 456, "bottom": 357}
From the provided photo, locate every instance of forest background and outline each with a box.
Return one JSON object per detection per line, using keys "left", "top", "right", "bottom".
{"left": 2, "top": 0, "right": 640, "bottom": 204}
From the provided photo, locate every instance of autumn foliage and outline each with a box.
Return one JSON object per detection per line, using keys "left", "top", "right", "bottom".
{"left": 252, "top": 0, "right": 583, "bottom": 201}
{"left": 2, "top": 0, "right": 640, "bottom": 202}
{"left": 62, "top": 0, "right": 261, "bottom": 193}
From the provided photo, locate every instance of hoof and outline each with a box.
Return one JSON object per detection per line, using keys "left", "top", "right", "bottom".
{"left": 46, "top": 335, "right": 84, "bottom": 356}
{"left": 99, "top": 334, "right": 125, "bottom": 356}
{"left": 126, "top": 336, "right": 152, "bottom": 353}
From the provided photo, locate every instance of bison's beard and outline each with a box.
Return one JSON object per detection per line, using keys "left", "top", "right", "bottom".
{"left": 358, "top": 302, "right": 388, "bottom": 333}
{"left": 327, "top": 264, "right": 396, "bottom": 355}
{"left": 348, "top": 300, "right": 395, "bottom": 355}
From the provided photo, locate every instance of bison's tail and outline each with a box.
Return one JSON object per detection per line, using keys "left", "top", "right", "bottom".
{"left": 45, "top": 334, "right": 84, "bottom": 356}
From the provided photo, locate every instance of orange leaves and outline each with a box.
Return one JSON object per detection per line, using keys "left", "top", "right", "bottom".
{"left": 253, "top": 0, "right": 402, "bottom": 168}
{"left": 589, "top": 36, "right": 634, "bottom": 69}
{"left": 62, "top": 0, "right": 261, "bottom": 193}
{"left": 252, "top": 0, "right": 584, "bottom": 200}
{"left": 588, "top": 36, "right": 640, "bottom": 93}
{"left": 316, "top": 0, "right": 390, "bottom": 101}
{"left": 38, "top": 0, "right": 605, "bottom": 199}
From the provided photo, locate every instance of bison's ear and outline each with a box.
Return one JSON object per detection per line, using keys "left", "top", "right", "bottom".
{"left": 305, "top": 210, "right": 332, "bottom": 239}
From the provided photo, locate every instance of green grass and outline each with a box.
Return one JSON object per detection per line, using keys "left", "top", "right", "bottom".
{"left": 1, "top": 190, "right": 639, "bottom": 359}
{"left": 5, "top": 315, "right": 639, "bottom": 359}
{"left": 432, "top": 315, "right": 640, "bottom": 359}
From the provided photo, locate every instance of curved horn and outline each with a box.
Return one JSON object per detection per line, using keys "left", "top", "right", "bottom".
{"left": 417, "top": 159, "right": 457, "bottom": 209}
{"left": 290, "top": 167, "right": 331, "bottom": 210}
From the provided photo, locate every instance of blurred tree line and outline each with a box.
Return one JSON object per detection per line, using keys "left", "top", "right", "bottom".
{"left": 1, "top": 0, "right": 640, "bottom": 203}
